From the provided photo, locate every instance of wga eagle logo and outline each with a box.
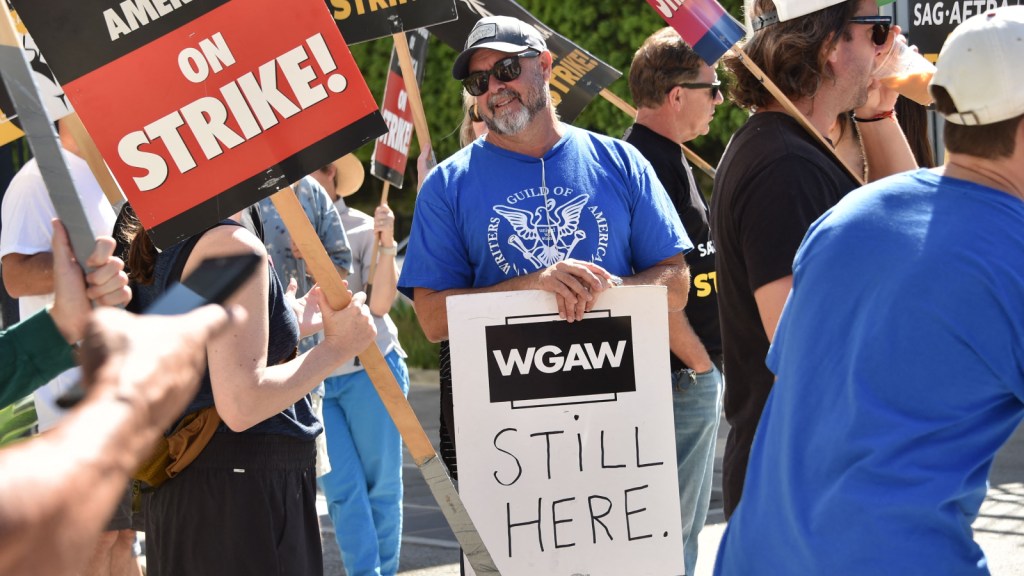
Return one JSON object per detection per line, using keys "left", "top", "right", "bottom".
{"left": 493, "top": 193, "right": 590, "bottom": 269}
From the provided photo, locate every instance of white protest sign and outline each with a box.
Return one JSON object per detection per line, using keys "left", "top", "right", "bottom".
{"left": 448, "top": 286, "right": 684, "bottom": 576}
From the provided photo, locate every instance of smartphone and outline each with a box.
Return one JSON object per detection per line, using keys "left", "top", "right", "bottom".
{"left": 55, "top": 253, "right": 263, "bottom": 408}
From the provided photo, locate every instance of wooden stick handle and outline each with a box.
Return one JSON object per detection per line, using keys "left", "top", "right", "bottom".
{"left": 269, "top": 186, "right": 436, "bottom": 461}
{"left": 62, "top": 113, "right": 125, "bottom": 208}
{"left": 271, "top": 186, "right": 498, "bottom": 572}
{"left": 599, "top": 88, "right": 717, "bottom": 179}
{"left": 366, "top": 181, "right": 390, "bottom": 289}
{"left": 731, "top": 47, "right": 865, "bottom": 185}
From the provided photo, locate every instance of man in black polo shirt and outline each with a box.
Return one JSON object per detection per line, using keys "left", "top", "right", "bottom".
{"left": 624, "top": 27, "right": 724, "bottom": 576}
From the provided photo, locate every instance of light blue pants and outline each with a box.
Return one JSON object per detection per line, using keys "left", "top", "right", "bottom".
{"left": 673, "top": 364, "right": 724, "bottom": 576}
{"left": 320, "top": 350, "right": 410, "bottom": 576}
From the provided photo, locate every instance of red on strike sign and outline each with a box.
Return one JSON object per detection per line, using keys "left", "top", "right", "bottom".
{"left": 15, "top": 0, "right": 386, "bottom": 247}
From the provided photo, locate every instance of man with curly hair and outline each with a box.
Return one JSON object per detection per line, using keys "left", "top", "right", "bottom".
{"left": 710, "top": 0, "right": 913, "bottom": 517}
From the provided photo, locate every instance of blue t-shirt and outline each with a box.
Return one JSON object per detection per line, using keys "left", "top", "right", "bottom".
{"left": 715, "top": 170, "right": 1024, "bottom": 575}
{"left": 399, "top": 125, "right": 690, "bottom": 297}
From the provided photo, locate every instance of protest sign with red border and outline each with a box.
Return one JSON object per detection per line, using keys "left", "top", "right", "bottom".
{"left": 327, "top": 0, "right": 457, "bottom": 45}
{"left": 370, "top": 28, "right": 428, "bottom": 189}
{"left": 14, "top": 0, "right": 387, "bottom": 248}
{"left": 428, "top": 0, "right": 621, "bottom": 123}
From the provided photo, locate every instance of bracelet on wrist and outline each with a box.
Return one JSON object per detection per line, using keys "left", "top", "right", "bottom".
{"left": 852, "top": 109, "right": 895, "bottom": 123}
{"left": 378, "top": 245, "right": 397, "bottom": 256}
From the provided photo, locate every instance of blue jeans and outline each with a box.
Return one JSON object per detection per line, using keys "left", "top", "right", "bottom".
{"left": 673, "top": 364, "right": 724, "bottom": 576}
{"left": 320, "top": 350, "right": 410, "bottom": 576}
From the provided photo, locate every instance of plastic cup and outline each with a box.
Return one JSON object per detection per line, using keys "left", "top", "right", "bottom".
{"left": 872, "top": 36, "right": 936, "bottom": 106}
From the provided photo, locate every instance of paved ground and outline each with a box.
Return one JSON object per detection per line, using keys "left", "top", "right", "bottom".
{"left": 320, "top": 368, "right": 1024, "bottom": 575}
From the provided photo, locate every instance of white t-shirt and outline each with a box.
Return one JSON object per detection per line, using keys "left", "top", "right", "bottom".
{"left": 1, "top": 151, "right": 116, "bottom": 431}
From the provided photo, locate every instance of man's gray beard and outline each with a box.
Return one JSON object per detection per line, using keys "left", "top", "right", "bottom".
{"left": 484, "top": 83, "right": 549, "bottom": 136}
{"left": 488, "top": 102, "right": 530, "bottom": 135}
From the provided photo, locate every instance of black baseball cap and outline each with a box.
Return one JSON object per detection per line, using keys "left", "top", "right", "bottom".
{"left": 451, "top": 16, "right": 547, "bottom": 80}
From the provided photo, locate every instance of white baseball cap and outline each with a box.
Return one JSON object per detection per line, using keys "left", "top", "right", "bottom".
{"left": 930, "top": 6, "right": 1024, "bottom": 126}
{"left": 752, "top": 0, "right": 895, "bottom": 29}
{"left": 774, "top": 0, "right": 844, "bottom": 22}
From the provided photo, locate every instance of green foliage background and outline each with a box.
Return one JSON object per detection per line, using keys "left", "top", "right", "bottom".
{"left": 343, "top": 0, "right": 747, "bottom": 235}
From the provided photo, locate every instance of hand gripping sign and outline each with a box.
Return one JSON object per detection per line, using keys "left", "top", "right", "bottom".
{"left": 14, "top": 0, "right": 388, "bottom": 249}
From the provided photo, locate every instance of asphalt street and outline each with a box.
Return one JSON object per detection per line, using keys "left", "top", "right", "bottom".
{"left": 319, "top": 367, "right": 1024, "bottom": 576}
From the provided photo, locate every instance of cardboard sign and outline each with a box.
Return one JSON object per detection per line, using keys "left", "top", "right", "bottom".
{"left": 908, "top": 0, "right": 1024, "bottom": 60}
{"left": 326, "top": 0, "right": 457, "bottom": 45}
{"left": 13, "top": 0, "right": 387, "bottom": 248}
{"left": 370, "top": 28, "right": 428, "bottom": 189}
{"left": 429, "top": 0, "right": 621, "bottom": 123}
{"left": 0, "top": 5, "right": 72, "bottom": 146}
{"left": 448, "top": 287, "right": 684, "bottom": 576}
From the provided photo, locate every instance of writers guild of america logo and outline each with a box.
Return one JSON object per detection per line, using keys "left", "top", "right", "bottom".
{"left": 489, "top": 190, "right": 610, "bottom": 276}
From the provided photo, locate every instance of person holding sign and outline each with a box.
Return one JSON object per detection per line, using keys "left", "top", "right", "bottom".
{"left": 257, "top": 174, "right": 353, "bottom": 479}
{"left": 623, "top": 28, "right": 725, "bottom": 576}
{"left": 121, "top": 212, "right": 376, "bottom": 576}
{"left": 0, "top": 220, "right": 129, "bottom": 408}
{"left": 0, "top": 300, "right": 238, "bottom": 576}
{"left": 311, "top": 158, "right": 410, "bottom": 576}
{"left": 398, "top": 14, "right": 691, "bottom": 480}
{"left": 710, "top": 0, "right": 916, "bottom": 517}
{"left": 715, "top": 7, "right": 1024, "bottom": 573}
{"left": 0, "top": 216, "right": 221, "bottom": 576}
{"left": 0, "top": 119, "right": 138, "bottom": 576}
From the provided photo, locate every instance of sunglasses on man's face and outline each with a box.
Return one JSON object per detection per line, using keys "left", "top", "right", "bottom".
{"left": 668, "top": 80, "right": 723, "bottom": 100}
{"left": 849, "top": 15, "right": 892, "bottom": 46}
{"left": 462, "top": 50, "right": 540, "bottom": 96}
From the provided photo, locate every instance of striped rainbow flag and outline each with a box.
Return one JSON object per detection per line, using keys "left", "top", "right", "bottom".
{"left": 645, "top": 0, "right": 746, "bottom": 65}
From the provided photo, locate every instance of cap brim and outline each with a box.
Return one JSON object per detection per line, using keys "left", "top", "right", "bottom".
{"left": 451, "top": 41, "right": 534, "bottom": 79}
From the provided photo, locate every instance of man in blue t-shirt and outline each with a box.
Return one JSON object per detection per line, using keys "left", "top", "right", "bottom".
{"left": 715, "top": 8, "right": 1024, "bottom": 575}
{"left": 398, "top": 16, "right": 691, "bottom": 478}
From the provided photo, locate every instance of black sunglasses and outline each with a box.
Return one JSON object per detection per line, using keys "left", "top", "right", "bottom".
{"left": 849, "top": 15, "right": 892, "bottom": 46}
{"left": 669, "top": 80, "right": 723, "bottom": 100}
{"left": 462, "top": 50, "right": 540, "bottom": 96}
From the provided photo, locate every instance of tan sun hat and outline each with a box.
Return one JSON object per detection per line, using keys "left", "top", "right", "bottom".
{"left": 332, "top": 153, "right": 365, "bottom": 198}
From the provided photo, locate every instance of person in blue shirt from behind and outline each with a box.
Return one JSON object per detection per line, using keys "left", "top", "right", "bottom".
{"left": 715, "top": 7, "right": 1024, "bottom": 575}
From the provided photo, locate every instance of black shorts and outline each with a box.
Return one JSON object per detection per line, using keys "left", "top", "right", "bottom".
{"left": 144, "top": 433, "right": 321, "bottom": 576}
